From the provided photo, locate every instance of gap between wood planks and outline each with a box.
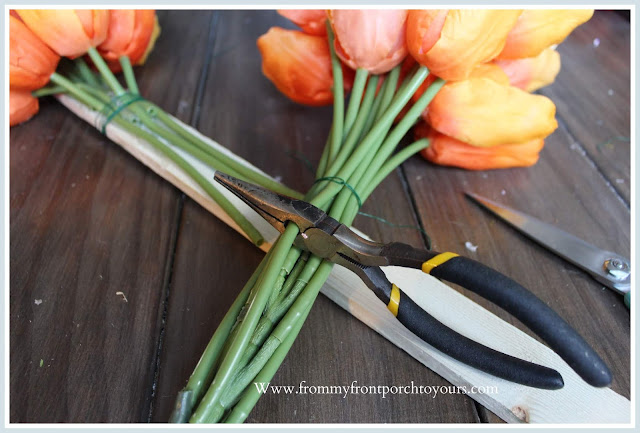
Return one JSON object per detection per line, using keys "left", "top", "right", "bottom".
{"left": 553, "top": 115, "right": 630, "bottom": 211}
{"left": 397, "top": 164, "right": 488, "bottom": 423}
{"left": 145, "top": 11, "right": 221, "bottom": 422}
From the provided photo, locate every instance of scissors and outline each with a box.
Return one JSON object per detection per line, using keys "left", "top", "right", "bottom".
{"left": 465, "top": 192, "right": 631, "bottom": 309}
{"left": 214, "top": 172, "right": 612, "bottom": 390}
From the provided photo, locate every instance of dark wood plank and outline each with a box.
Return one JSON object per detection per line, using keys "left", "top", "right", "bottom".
{"left": 9, "top": 10, "right": 215, "bottom": 422}
{"left": 540, "top": 11, "right": 631, "bottom": 203}
{"left": 153, "top": 10, "right": 480, "bottom": 423}
{"left": 402, "top": 12, "right": 630, "bottom": 423}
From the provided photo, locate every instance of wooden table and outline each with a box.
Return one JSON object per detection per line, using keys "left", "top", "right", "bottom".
{"left": 10, "top": 10, "right": 630, "bottom": 423}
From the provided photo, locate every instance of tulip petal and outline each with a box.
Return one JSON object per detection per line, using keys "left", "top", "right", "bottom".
{"left": 427, "top": 77, "right": 557, "bottom": 147}
{"left": 98, "top": 10, "right": 157, "bottom": 64}
{"left": 495, "top": 47, "right": 561, "bottom": 92}
{"left": 10, "top": 89, "right": 39, "bottom": 126}
{"left": 329, "top": 9, "right": 408, "bottom": 74}
{"left": 10, "top": 15, "right": 60, "bottom": 90}
{"left": 415, "top": 122, "right": 544, "bottom": 170}
{"left": 258, "top": 27, "right": 349, "bottom": 106}
{"left": 17, "top": 9, "right": 109, "bottom": 57}
{"left": 278, "top": 10, "right": 327, "bottom": 36}
{"left": 407, "top": 10, "right": 522, "bottom": 81}
{"left": 497, "top": 10, "right": 593, "bottom": 60}
{"left": 468, "top": 63, "right": 510, "bottom": 86}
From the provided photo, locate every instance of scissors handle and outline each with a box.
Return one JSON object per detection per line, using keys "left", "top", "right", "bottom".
{"left": 395, "top": 250, "right": 613, "bottom": 387}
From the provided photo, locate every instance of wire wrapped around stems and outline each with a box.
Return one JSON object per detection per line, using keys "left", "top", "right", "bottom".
{"left": 45, "top": 50, "right": 307, "bottom": 247}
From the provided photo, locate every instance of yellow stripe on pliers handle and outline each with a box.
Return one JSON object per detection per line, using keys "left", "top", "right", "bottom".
{"left": 387, "top": 284, "right": 400, "bottom": 317}
{"left": 421, "top": 252, "right": 459, "bottom": 274}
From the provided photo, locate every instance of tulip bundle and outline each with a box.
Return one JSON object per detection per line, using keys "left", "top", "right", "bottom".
{"left": 171, "top": 12, "right": 448, "bottom": 422}
{"left": 10, "top": 9, "right": 304, "bottom": 247}
{"left": 169, "top": 9, "right": 594, "bottom": 423}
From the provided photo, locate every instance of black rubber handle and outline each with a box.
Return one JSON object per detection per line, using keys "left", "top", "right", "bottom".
{"left": 394, "top": 288, "right": 564, "bottom": 389}
{"left": 429, "top": 255, "right": 612, "bottom": 387}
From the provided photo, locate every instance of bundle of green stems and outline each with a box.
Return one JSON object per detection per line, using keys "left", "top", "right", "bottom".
{"left": 37, "top": 31, "right": 444, "bottom": 423}
{"left": 38, "top": 47, "right": 301, "bottom": 248}
{"left": 168, "top": 30, "right": 444, "bottom": 422}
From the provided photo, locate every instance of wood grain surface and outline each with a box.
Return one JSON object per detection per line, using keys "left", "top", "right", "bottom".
{"left": 9, "top": 10, "right": 631, "bottom": 423}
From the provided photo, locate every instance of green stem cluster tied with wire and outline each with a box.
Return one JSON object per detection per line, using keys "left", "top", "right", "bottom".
{"left": 42, "top": 47, "right": 302, "bottom": 248}
{"left": 168, "top": 26, "right": 444, "bottom": 423}
{"left": 37, "top": 27, "right": 443, "bottom": 423}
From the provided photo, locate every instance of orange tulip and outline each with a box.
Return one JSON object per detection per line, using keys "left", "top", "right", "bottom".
{"left": 10, "top": 15, "right": 60, "bottom": 90}
{"left": 257, "top": 27, "right": 353, "bottom": 106}
{"left": 16, "top": 9, "right": 110, "bottom": 58}
{"left": 427, "top": 77, "right": 557, "bottom": 147}
{"left": 411, "top": 63, "right": 508, "bottom": 108}
{"left": 10, "top": 89, "right": 39, "bottom": 126}
{"left": 278, "top": 10, "right": 327, "bottom": 36}
{"left": 406, "top": 10, "right": 522, "bottom": 81}
{"left": 495, "top": 48, "right": 561, "bottom": 92}
{"left": 98, "top": 10, "right": 158, "bottom": 65}
{"left": 497, "top": 10, "right": 594, "bottom": 60}
{"left": 328, "top": 9, "right": 408, "bottom": 74}
{"left": 415, "top": 122, "right": 544, "bottom": 170}
{"left": 468, "top": 63, "right": 510, "bottom": 86}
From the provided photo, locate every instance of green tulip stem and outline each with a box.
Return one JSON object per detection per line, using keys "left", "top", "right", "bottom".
{"left": 119, "top": 56, "right": 140, "bottom": 95}
{"left": 86, "top": 47, "right": 126, "bottom": 96}
{"left": 325, "top": 21, "right": 344, "bottom": 166}
{"left": 189, "top": 224, "right": 299, "bottom": 423}
{"left": 343, "top": 68, "right": 369, "bottom": 137}
{"left": 74, "top": 57, "right": 101, "bottom": 88}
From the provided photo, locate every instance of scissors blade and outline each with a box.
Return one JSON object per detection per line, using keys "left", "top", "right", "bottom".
{"left": 465, "top": 192, "right": 630, "bottom": 294}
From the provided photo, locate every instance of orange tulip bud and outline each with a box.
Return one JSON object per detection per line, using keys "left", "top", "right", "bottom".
{"left": 10, "top": 15, "right": 60, "bottom": 90}
{"left": 415, "top": 122, "right": 544, "bottom": 170}
{"left": 98, "top": 10, "right": 158, "bottom": 64}
{"left": 328, "top": 9, "right": 408, "bottom": 74}
{"left": 495, "top": 48, "right": 561, "bottom": 92}
{"left": 10, "top": 89, "right": 39, "bottom": 126}
{"left": 406, "top": 10, "right": 522, "bottom": 81}
{"left": 468, "top": 63, "right": 510, "bottom": 86}
{"left": 497, "top": 10, "right": 594, "bottom": 60}
{"left": 278, "top": 10, "right": 327, "bottom": 36}
{"left": 410, "top": 64, "right": 508, "bottom": 120}
{"left": 427, "top": 78, "right": 557, "bottom": 147}
{"left": 257, "top": 27, "right": 353, "bottom": 106}
{"left": 16, "top": 9, "right": 110, "bottom": 58}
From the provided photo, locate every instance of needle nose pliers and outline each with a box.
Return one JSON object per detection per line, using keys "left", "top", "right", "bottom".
{"left": 214, "top": 171, "right": 612, "bottom": 390}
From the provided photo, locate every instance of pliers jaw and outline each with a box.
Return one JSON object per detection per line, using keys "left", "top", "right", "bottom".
{"left": 214, "top": 171, "right": 325, "bottom": 234}
{"left": 214, "top": 171, "right": 392, "bottom": 267}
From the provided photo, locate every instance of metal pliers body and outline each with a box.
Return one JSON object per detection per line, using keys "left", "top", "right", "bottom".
{"left": 215, "top": 172, "right": 612, "bottom": 390}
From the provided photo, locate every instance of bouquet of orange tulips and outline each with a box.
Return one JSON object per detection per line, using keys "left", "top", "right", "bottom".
{"left": 10, "top": 9, "right": 304, "bottom": 247}
{"left": 10, "top": 8, "right": 594, "bottom": 424}
{"left": 261, "top": 9, "right": 592, "bottom": 170}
